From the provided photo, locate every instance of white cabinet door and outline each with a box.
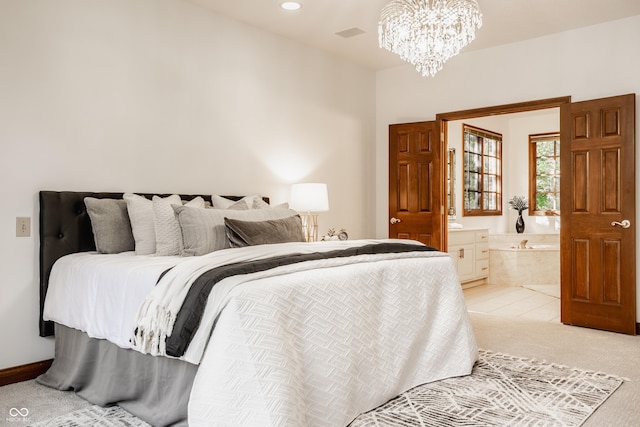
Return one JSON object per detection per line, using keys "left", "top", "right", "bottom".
{"left": 448, "top": 229, "right": 489, "bottom": 284}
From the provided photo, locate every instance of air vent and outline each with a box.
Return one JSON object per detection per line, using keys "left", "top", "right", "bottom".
{"left": 335, "top": 27, "right": 366, "bottom": 38}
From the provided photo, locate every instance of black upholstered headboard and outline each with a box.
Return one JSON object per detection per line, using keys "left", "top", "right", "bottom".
{"left": 39, "top": 191, "right": 266, "bottom": 337}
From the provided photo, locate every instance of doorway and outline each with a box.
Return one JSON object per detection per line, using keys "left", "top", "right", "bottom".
{"left": 438, "top": 99, "right": 565, "bottom": 321}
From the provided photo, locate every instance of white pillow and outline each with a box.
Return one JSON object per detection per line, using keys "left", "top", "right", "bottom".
{"left": 251, "top": 198, "right": 271, "bottom": 209}
{"left": 174, "top": 205, "right": 299, "bottom": 256}
{"left": 153, "top": 196, "right": 205, "bottom": 256}
{"left": 227, "top": 199, "right": 249, "bottom": 210}
{"left": 251, "top": 198, "right": 289, "bottom": 209}
{"left": 211, "top": 195, "right": 237, "bottom": 209}
{"left": 124, "top": 193, "right": 171, "bottom": 255}
{"left": 212, "top": 195, "right": 263, "bottom": 209}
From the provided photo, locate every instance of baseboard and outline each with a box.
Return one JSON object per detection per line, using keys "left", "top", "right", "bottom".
{"left": 0, "top": 359, "right": 53, "bottom": 387}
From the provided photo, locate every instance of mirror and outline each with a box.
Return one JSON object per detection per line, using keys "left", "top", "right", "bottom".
{"left": 447, "top": 148, "right": 456, "bottom": 219}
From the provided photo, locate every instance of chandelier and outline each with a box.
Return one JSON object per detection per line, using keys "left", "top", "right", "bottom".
{"left": 378, "top": 0, "right": 482, "bottom": 77}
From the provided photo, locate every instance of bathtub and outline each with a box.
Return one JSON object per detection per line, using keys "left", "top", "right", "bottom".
{"left": 488, "top": 234, "right": 560, "bottom": 287}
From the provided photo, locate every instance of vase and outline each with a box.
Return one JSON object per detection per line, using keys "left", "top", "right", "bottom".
{"left": 515, "top": 210, "right": 525, "bottom": 234}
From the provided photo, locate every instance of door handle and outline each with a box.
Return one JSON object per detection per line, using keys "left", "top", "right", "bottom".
{"left": 611, "top": 219, "right": 631, "bottom": 229}
{"left": 390, "top": 217, "right": 402, "bottom": 224}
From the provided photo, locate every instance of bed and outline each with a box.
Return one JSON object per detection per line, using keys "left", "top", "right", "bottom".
{"left": 37, "top": 190, "right": 478, "bottom": 427}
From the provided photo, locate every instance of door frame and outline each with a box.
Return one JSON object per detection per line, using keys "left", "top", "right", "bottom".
{"left": 435, "top": 96, "right": 572, "bottom": 251}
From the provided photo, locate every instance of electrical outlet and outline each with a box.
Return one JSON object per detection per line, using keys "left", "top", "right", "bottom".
{"left": 16, "top": 217, "right": 31, "bottom": 237}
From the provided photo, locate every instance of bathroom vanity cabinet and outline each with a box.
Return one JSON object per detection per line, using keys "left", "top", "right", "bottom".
{"left": 448, "top": 228, "right": 489, "bottom": 287}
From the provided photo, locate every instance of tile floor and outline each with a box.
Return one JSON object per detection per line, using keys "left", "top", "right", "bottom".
{"left": 462, "top": 283, "right": 560, "bottom": 323}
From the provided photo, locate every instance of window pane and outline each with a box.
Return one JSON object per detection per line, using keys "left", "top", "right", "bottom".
{"left": 485, "top": 139, "right": 496, "bottom": 156}
{"left": 469, "top": 172, "right": 480, "bottom": 191}
{"left": 536, "top": 193, "right": 547, "bottom": 210}
{"left": 465, "top": 191, "right": 480, "bottom": 210}
{"left": 484, "top": 175, "right": 496, "bottom": 192}
{"left": 483, "top": 193, "right": 496, "bottom": 210}
{"left": 537, "top": 176, "right": 552, "bottom": 192}
{"left": 466, "top": 135, "right": 480, "bottom": 154}
{"left": 537, "top": 193, "right": 560, "bottom": 211}
{"left": 537, "top": 157, "right": 555, "bottom": 175}
{"left": 536, "top": 140, "right": 555, "bottom": 156}
{"left": 485, "top": 157, "right": 498, "bottom": 174}
{"left": 465, "top": 152, "right": 481, "bottom": 172}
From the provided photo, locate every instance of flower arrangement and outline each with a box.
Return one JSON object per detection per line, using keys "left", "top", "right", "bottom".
{"left": 508, "top": 195, "right": 528, "bottom": 212}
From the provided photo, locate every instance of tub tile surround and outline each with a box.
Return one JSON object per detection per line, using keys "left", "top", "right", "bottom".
{"left": 488, "top": 233, "right": 560, "bottom": 288}
{"left": 490, "top": 233, "right": 560, "bottom": 248}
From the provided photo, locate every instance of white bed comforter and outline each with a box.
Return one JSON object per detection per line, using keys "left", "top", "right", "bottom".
{"left": 44, "top": 239, "right": 478, "bottom": 427}
{"left": 43, "top": 251, "right": 183, "bottom": 349}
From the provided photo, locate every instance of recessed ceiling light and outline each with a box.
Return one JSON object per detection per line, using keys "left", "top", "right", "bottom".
{"left": 281, "top": 2, "right": 301, "bottom": 11}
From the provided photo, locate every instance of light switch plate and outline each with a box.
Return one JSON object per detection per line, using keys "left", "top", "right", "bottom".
{"left": 16, "top": 217, "right": 31, "bottom": 237}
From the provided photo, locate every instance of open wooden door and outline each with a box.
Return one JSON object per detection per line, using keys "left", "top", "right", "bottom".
{"left": 388, "top": 121, "right": 445, "bottom": 250}
{"left": 560, "top": 93, "right": 636, "bottom": 335}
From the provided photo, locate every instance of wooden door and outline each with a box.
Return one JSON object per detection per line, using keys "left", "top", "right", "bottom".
{"left": 389, "top": 121, "right": 444, "bottom": 250}
{"left": 560, "top": 94, "right": 636, "bottom": 335}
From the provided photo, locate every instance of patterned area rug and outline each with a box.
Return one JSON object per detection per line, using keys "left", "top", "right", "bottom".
{"left": 350, "top": 349, "right": 624, "bottom": 426}
{"left": 32, "top": 350, "right": 623, "bottom": 427}
{"left": 30, "top": 406, "right": 151, "bottom": 427}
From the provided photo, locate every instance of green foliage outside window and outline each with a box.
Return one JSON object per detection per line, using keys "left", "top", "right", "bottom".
{"left": 530, "top": 134, "right": 560, "bottom": 215}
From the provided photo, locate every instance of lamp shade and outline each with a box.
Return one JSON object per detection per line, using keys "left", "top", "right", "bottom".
{"left": 290, "top": 183, "right": 329, "bottom": 212}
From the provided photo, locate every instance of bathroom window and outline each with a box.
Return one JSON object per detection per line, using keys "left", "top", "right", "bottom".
{"left": 529, "top": 133, "right": 560, "bottom": 215}
{"left": 463, "top": 124, "right": 502, "bottom": 216}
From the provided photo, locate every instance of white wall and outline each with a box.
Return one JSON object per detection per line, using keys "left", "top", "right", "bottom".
{"left": 376, "top": 15, "right": 640, "bottom": 319}
{"left": 447, "top": 110, "right": 560, "bottom": 234}
{"left": 0, "top": 0, "right": 376, "bottom": 369}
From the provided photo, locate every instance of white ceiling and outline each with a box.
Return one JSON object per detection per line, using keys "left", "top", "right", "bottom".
{"left": 187, "top": 0, "right": 640, "bottom": 71}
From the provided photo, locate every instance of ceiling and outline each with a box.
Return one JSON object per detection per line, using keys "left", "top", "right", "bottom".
{"left": 187, "top": 0, "right": 640, "bottom": 71}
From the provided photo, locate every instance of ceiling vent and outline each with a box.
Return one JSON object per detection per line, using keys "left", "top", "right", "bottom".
{"left": 335, "top": 27, "right": 366, "bottom": 38}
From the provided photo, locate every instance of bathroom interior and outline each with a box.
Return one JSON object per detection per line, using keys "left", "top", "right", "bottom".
{"left": 446, "top": 108, "right": 561, "bottom": 312}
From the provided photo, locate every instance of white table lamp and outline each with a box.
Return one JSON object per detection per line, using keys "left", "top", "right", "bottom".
{"left": 290, "top": 183, "right": 329, "bottom": 242}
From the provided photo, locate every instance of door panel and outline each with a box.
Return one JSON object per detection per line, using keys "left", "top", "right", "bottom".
{"left": 561, "top": 93, "right": 636, "bottom": 334}
{"left": 389, "top": 121, "right": 443, "bottom": 249}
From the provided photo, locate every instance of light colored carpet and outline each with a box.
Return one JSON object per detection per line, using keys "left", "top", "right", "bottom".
{"left": 0, "top": 379, "right": 90, "bottom": 425}
{"left": 1, "top": 312, "right": 637, "bottom": 426}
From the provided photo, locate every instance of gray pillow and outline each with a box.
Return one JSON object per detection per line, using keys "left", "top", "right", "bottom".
{"left": 224, "top": 215, "right": 305, "bottom": 248}
{"left": 174, "top": 205, "right": 300, "bottom": 256}
{"left": 84, "top": 197, "right": 135, "bottom": 254}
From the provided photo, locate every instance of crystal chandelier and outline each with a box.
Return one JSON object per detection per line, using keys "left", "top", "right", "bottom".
{"left": 379, "top": 0, "right": 482, "bottom": 77}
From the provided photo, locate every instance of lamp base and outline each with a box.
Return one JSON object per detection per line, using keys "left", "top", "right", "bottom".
{"left": 301, "top": 213, "right": 319, "bottom": 242}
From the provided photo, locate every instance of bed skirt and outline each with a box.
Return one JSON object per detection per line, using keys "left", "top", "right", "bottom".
{"left": 36, "top": 324, "right": 196, "bottom": 427}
